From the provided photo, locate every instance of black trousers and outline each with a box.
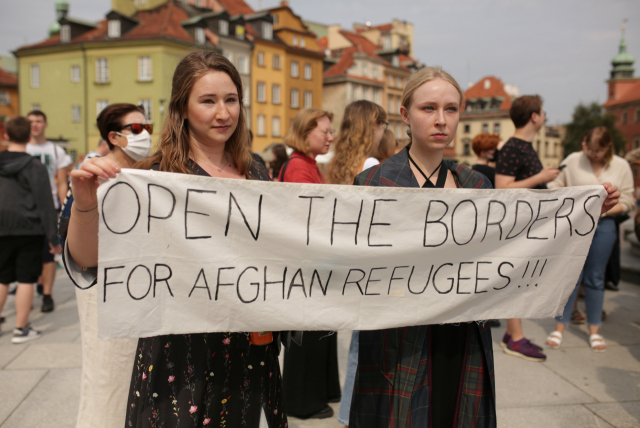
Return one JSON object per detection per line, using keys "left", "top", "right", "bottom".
{"left": 283, "top": 331, "right": 341, "bottom": 418}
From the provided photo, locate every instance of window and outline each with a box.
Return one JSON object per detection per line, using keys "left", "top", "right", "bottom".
{"left": 388, "top": 75, "right": 393, "bottom": 87}
{"left": 257, "top": 115, "right": 265, "bottom": 136}
{"left": 388, "top": 95, "right": 393, "bottom": 112}
{"left": 372, "top": 67, "right": 378, "bottom": 79}
{"left": 218, "top": 20, "right": 229, "bottom": 36}
{"left": 95, "top": 58, "right": 109, "bottom": 83}
{"left": 463, "top": 139, "right": 471, "bottom": 156}
{"left": 70, "top": 65, "right": 80, "bottom": 82}
{"left": 273, "top": 54, "right": 280, "bottom": 70}
{"left": 482, "top": 123, "right": 489, "bottom": 133}
{"left": 634, "top": 137, "right": 640, "bottom": 150}
{"left": 262, "top": 22, "right": 272, "bottom": 40}
{"left": 257, "top": 52, "right": 264, "bottom": 66}
{"left": 96, "top": 100, "right": 109, "bottom": 115}
{"left": 290, "top": 89, "right": 299, "bottom": 108}
{"left": 363, "top": 87, "right": 369, "bottom": 101}
{"left": 362, "top": 63, "right": 367, "bottom": 77}
{"left": 236, "top": 25, "right": 244, "bottom": 40}
{"left": 545, "top": 141, "right": 549, "bottom": 156}
{"left": 138, "top": 56, "right": 152, "bottom": 81}
{"left": 636, "top": 108, "right": 640, "bottom": 123}
{"left": 382, "top": 36, "right": 391, "bottom": 50}
{"left": 464, "top": 124, "right": 470, "bottom": 133}
{"left": 272, "top": 117, "right": 281, "bottom": 137}
{"left": 373, "top": 88, "right": 380, "bottom": 104}
{"left": 139, "top": 99, "right": 152, "bottom": 121}
{"left": 237, "top": 55, "right": 248, "bottom": 74}
{"left": 493, "top": 123, "right": 500, "bottom": 134}
{"left": 257, "top": 82, "right": 266, "bottom": 102}
{"left": 195, "top": 27, "right": 206, "bottom": 45}
{"left": 304, "top": 64, "right": 312, "bottom": 80}
{"left": 396, "top": 77, "right": 401, "bottom": 88}
{"left": 621, "top": 110, "right": 627, "bottom": 124}
{"left": 31, "top": 103, "right": 41, "bottom": 111}
{"left": 272, "top": 84, "right": 281, "bottom": 104}
{"left": 292, "top": 36, "right": 298, "bottom": 46}
{"left": 304, "top": 91, "right": 312, "bottom": 109}
{"left": 108, "top": 20, "right": 121, "bottom": 38}
{"left": 72, "top": 105, "right": 81, "bottom": 122}
{"left": 61, "top": 25, "right": 71, "bottom": 42}
{"left": 272, "top": 14, "right": 278, "bottom": 26}
{"left": 300, "top": 37, "right": 305, "bottom": 48}
{"left": 0, "top": 91, "right": 9, "bottom": 105}
{"left": 30, "top": 65, "right": 40, "bottom": 88}
{"left": 290, "top": 61, "right": 299, "bottom": 78}
{"left": 392, "top": 56, "right": 399, "bottom": 67}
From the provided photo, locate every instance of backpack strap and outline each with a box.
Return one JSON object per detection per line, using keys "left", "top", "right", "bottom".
{"left": 278, "top": 155, "right": 303, "bottom": 182}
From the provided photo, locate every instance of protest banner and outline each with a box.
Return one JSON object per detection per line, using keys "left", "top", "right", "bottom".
{"left": 95, "top": 169, "right": 605, "bottom": 339}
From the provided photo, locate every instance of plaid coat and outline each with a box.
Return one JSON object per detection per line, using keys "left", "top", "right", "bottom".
{"left": 350, "top": 148, "right": 497, "bottom": 428}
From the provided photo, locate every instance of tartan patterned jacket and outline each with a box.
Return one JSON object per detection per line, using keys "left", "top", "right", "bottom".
{"left": 350, "top": 148, "right": 497, "bottom": 428}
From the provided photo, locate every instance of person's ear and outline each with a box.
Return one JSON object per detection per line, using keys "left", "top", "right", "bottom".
{"left": 108, "top": 131, "right": 121, "bottom": 147}
{"left": 400, "top": 105, "right": 410, "bottom": 126}
{"left": 2, "top": 133, "right": 9, "bottom": 141}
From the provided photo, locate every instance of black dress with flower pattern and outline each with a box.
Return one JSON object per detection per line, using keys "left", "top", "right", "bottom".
{"left": 126, "top": 161, "right": 286, "bottom": 428}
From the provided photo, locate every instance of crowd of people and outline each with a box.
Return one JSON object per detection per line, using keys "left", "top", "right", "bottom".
{"left": 0, "top": 49, "right": 633, "bottom": 428}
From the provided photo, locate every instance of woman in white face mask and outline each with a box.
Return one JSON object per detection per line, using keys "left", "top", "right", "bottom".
{"left": 57, "top": 103, "right": 152, "bottom": 428}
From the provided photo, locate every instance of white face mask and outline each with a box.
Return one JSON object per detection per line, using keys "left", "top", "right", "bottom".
{"left": 116, "top": 129, "right": 152, "bottom": 162}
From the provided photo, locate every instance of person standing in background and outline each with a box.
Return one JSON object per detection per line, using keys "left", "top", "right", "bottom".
{"left": 279, "top": 108, "right": 341, "bottom": 420}
{"left": 26, "top": 110, "right": 72, "bottom": 313}
{"left": 471, "top": 133, "right": 500, "bottom": 187}
{"left": 495, "top": 95, "right": 560, "bottom": 362}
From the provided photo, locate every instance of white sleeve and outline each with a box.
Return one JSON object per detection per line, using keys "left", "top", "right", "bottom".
{"left": 56, "top": 146, "right": 73, "bottom": 169}
{"left": 362, "top": 157, "right": 380, "bottom": 171}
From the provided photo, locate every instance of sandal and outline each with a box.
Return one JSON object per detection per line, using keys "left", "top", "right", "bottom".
{"left": 589, "top": 334, "right": 606, "bottom": 352}
{"left": 570, "top": 309, "right": 585, "bottom": 324}
{"left": 546, "top": 331, "right": 563, "bottom": 349}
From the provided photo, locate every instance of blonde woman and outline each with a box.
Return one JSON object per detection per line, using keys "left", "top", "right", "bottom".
{"left": 326, "top": 100, "right": 387, "bottom": 185}
{"left": 348, "top": 67, "right": 620, "bottom": 428}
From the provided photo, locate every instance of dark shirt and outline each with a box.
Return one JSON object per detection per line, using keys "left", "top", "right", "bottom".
{"left": 472, "top": 163, "right": 495, "bottom": 188}
{"left": 495, "top": 137, "right": 546, "bottom": 189}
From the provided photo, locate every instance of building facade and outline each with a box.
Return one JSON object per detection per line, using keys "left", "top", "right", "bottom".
{"left": 0, "top": 68, "right": 18, "bottom": 124}
{"left": 456, "top": 76, "right": 562, "bottom": 166}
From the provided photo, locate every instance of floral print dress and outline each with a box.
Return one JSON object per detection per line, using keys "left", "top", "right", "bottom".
{"left": 126, "top": 162, "right": 286, "bottom": 428}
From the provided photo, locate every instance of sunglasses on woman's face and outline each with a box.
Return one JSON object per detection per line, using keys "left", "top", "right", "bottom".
{"left": 119, "top": 123, "right": 153, "bottom": 135}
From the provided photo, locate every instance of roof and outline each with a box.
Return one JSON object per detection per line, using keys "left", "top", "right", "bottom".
{"left": 324, "top": 46, "right": 357, "bottom": 78}
{"left": 464, "top": 76, "right": 512, "bottom": 111}
{"left": 217, "top": 0, "right": 254, "bottom": 16}
{"left": 0, "top": 68, "right": 18, "bottom": 87}
{"left": 602, "top": 79, "right": 640, "bottom": 107}
{"left": 339, "top": 30, "right": 382, "bottom": 59}
{"left": 17, "top": 2, "right": 195, "bottom": 51}
{"left": 355, "top": 23, "right": 393, "bottom": 33}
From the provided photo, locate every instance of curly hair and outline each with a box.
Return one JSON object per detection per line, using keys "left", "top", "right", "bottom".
{"left": 471, "top": 133, "right": 500, "bottom": 157}
{"left": 326, "top": 100, "right": 387, "bottom": 184}
{"left": 136, "top": 50, "right": 252, "bottom": 175}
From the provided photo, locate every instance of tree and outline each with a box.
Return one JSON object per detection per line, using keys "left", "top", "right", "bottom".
{"left": 562, "top": 102, "right": 626, "bottom": 156}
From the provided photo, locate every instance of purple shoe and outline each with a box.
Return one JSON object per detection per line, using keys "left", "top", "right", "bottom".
{"left": 504, "top": 337, "right": 546, "bottom": 362}
{"left": 501, "top": 333, "right": 543, "bottom": 352}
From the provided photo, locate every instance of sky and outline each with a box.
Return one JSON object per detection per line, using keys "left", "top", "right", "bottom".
{"left": 1, "top": 0, "right": 639, "bottom": 125}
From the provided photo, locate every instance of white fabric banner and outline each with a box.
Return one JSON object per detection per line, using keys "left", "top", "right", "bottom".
{"left": 96, "top": 169, "right": 605, "bottom": 339}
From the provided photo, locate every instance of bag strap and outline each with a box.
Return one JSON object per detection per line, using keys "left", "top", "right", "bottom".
{"left": 278, "top": 155, "right": 302, "bottom": 182}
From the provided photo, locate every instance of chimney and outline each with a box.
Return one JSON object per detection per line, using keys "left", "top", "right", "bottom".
{"left": 280, "top": 0, "right": 289, "bottom": 6}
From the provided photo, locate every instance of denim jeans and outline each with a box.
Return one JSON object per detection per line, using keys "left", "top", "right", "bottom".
{"left": 556, "top": 217, "right": 617, "bottom": 326}
{"left": 337, "top": 330, "right": 359, "bottom": 425}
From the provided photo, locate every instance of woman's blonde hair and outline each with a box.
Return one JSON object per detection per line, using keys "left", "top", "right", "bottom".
{"left": 401, "top": 67, "right": 463, "bottom": 141}
{"left": 283, "top": 108, "right": 334, "bottom": 153}
{"left": 584, "top": 126, "right": 614, "bottom": 164}
{"left": 137, "top": 50, "right": 252, "bottom": 174}
{"left": 326, "top": 100, "right": 387, "bottom": 184}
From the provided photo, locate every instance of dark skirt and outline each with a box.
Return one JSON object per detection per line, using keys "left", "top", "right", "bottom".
{"left": 126, "top": 332, "right": 286, "bottom": 428}
{"left": 282, "top": 331, "right": 341, "bottom": 418}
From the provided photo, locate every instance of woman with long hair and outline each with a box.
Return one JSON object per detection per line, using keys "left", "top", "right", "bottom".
{"left": 326, "top": 100, "right": 387, "bottom": 185}
{"left": 372, "top": 129, "right": 397, "bottom": 164}
{"left": 59, "top": 103, "right": 151, "bottom": 428}
{"left": 279, "top": 108, "right": 341, "bottom": 420}
{"left": 65, "top": 50, "right": 285, "bottom": 428}
{"left": 545, "top": 126, "right": 634, "bottom": 352}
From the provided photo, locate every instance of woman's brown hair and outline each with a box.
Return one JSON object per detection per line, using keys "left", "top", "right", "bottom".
{"left": 584, "top": 126, "right": 614, "bottom": 164}
{"left": 326, "top": 100, "right": 387, "bottom": 184}
{"left": 137, "top": 50, "right": 252, "bottom": 174}
{"left": 373, "top": 129, "right": 397, "bottom": 163}
{"left": 283, "top": 108, "right": 334, "bottom": 153}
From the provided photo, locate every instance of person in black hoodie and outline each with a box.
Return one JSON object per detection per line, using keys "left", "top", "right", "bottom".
{"left": 0, "top": 116, "right": 60, "bottom": 343}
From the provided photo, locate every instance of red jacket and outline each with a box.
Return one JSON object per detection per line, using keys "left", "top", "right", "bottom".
{"left": 278, "top": 151, "right": 324, "bottom": 184}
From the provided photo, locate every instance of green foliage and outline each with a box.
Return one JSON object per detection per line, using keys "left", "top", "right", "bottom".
{"left": 562, "top": 102, "right": 626, "bottom": 156}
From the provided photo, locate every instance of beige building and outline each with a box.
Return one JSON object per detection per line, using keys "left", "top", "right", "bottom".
{"left": 455, "top": 76, "right": 563, "bottom": 166}
{"left": 353, "top": 19, "right": 415, "bottom": 59}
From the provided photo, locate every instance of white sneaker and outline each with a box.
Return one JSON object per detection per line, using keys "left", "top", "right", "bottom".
{"left": 11, "top": 325, "right": 42, "bottom": 344}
